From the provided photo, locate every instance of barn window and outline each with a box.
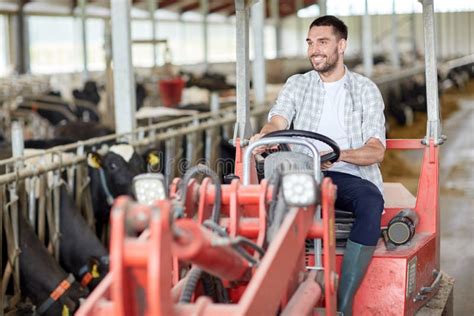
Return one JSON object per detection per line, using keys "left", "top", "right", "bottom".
{"left": 0, "top": 15, "right": 9, "bottom": 76}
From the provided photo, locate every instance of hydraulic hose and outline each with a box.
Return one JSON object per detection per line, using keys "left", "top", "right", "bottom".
{"left": 178, "top": 165, "right": 225, "bottom": 303}
{"left": 179, "top": 164, "right": 222, "bottom": 224}
{"left": 178, "top": 266, "right": 202, "bottom": 303}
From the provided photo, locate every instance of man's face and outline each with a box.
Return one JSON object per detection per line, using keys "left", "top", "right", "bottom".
{"left": 306, "top": 25, "right": 345, "bottom": 73}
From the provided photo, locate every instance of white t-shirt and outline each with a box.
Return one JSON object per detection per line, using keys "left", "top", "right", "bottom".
{"left": 315, "top": 78, "right": 361, "bottom": 177}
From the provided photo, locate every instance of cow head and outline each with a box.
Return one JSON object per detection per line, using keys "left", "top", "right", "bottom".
{"left": 88, "top": 143, "right": 146, "bottom": 199}
{"left": 88, "top": 143, "right": 160, "bottom": 237}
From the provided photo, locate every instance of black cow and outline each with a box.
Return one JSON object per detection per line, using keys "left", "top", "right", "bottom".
{"left": 73, "top": 81, "right": 101, "bottom": 106}
{"left": 58, "top": 185, "right": 109, "bottom": 290}
{"left": 19, "top": 213, "right": 88, "bottom": 316}
{"left": 87, "top": 143, "right": 149, "bottom": 238}
{"left": 182, "top": 71, "right": 235, "bottom": 91}
{"left": 15, "top": 149, "right": 109, "bottom": 291}
{"left": 54, "top": 121, "right": 113, "bottom": 142}
{"left": 21, "top": 93, "right": 100, "bottom": 124}
{"left": 18, "top": 100, "right": 77, "bottom": 126}
{"left": 22, "top": 122, "right": 113, "bottom": 152}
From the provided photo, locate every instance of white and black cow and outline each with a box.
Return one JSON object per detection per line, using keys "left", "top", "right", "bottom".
{"left": 19, "top": 213, "right": 89, "bottom": 316}
{"left": 87, "top": 143, "right": 149, "bottom": 238}
{"left": 18, "top": 149, "right": 109, "bottom": 291}
{"left": 58, "top": 185, "right": 109, "bottom": 290}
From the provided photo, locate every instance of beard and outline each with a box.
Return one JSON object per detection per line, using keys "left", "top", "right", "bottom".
{"left": 309, "top": 47, "right": 339, "bottom": 74}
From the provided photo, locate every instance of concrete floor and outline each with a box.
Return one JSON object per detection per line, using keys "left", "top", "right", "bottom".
{"left": 439, "top": 97, "right": 474, "bottom": 315}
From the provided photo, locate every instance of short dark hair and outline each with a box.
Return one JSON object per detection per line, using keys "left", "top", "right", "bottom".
{"left": 309, "top": 15, "right": 348, "bottom": 40}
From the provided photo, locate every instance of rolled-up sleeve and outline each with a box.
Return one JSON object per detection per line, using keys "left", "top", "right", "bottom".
{"left": 268, "top": 76, "right": 298, "bottom": 129}
{"left": 362, "top": 80, "right": 386, "bottom": 147}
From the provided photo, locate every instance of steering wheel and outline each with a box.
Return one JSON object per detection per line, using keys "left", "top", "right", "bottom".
{"left": 262, "top": 130, "right": 341, "bottom": 163}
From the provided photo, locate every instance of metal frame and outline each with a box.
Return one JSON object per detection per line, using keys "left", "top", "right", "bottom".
{"left": 110, "top": 0, "right": 136, "bottom": 136}
{"left": 420, "top": 0, "right": 443, "bottom": 145}
{"left": 251, "top": 0, "right": 266, "bottom": 107}
{"left": 243, "top": 137, "right": 322, "bottom": 185}
{"left": 233, "top": 0, "right": 253, "bottom": 144}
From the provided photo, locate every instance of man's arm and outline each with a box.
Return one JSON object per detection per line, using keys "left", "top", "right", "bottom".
{"left": 256, "top": 115, "right": 288, "bottom": 136}
{"left": 322, "top": 137, "right": 385, "bottom": 170}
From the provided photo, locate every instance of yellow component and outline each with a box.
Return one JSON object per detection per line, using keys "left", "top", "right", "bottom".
{"left": 87, "top": 153, "right": 102, "bottom": 169}
{"left": 62, "top": 305, "right": 70, "bottom": 316}
{"left": 148, "top": 152, "right": 160, "bottom": 167}
{"left": 91, "top": 264, "right": 100, "bottom": 278}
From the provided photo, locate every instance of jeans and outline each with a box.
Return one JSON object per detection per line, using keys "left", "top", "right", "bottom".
{"left": 323, "top": 171, "right": 384, "bottom": 246}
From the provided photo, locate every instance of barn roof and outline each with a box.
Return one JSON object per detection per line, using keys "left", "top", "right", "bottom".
{"left": 0, "top": 0, "right": 321, "bottom": 18}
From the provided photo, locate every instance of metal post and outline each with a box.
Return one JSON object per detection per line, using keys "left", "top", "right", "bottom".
{"left": 420, "top": 0, "right": 442, "bottom": 144}
{"left": 410, "top": 10, "right": 418, "bottom": 60}
{"left": 362, "top": 0, "right": 373, "bottom": 77}
{"left": 470, "top": 12, "right": 472, "bottom": 55}
{"left": 390, "top": 0, "right": 400, "bottom": 69}
{"left": 79, "top": 0, "right": 89, "bottom": 80}
{"left": 13, "top": 0, "right": 29, "bottom": 74}
{"left": 205, "top": 92, "right": 220, "bottom": 167}
{"left": 10, "top": 121, "right": 23, "bottom": 300}
{"left": 0, "top": 185, "right": 2, "bottom": 316}
{"left": 147, "top": 0, "right": 158, "bottom": 69}
{"left": 319, "top": 0, "right": 327, "bottom": 16}
{"left": 111, "top": 0, "right": 136, "bottom": 136}
{"left": 296, "top": 0, "right": 304, "bottom": 56}
{"left": 450, "top": 12, "right": 456, "bottom": 58}
{"left": 233, "top": 0, "right": 253, "bottom": 143}
{"left": 201, "top": 0, "right": 209, "bottom": 69}
{"left": 11, "top": 122, "right": 24, "bottom": 166}
{"left": 270, "top": 0, "right": 281, "bottom": 58}
{"left": 251, "top": 0, "right": 266, "bottom": 107}
{"left": 104, "top": 20, "right": 115, "bottom": 128}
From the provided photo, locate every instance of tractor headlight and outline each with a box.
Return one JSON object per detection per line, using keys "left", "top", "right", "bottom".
{"left": 133, "top": 173, "right": 166, "bottom": 205}
{"left": 282, "top": 172, "right": 316, "bottom": 207}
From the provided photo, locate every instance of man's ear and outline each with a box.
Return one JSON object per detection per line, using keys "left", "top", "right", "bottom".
{"left": 338, "top": 38, "right": 347, "bottom": 55}
{"left": 87, "top": 152, "right": 102, "bottom": 169}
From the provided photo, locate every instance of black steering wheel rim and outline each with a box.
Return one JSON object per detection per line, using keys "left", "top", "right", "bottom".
{"left": 262, "top": 130, "right": 341, "bottom": 163}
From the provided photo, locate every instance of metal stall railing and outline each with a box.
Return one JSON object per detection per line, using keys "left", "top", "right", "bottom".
{"left": 0, "top": 101, "right": 269, "bottom": 314}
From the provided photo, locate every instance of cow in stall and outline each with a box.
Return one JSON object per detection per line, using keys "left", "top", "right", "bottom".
{"left": 87, "top": 143, "right": 158, "bottom": 239}
{"left": 18, "top": 213, "right": 89, "bottom": 316}
{"left": 58, "top": 184, "right": 109, "bottom": 290}
{"left": 17, "top": 98, "right": 78, "bottom": 126}
{"left": 16, "top": 90, "right": 100, "bottom": 127}
{"left": 73, "top": 81, "right": 101, "bottom": 107}
{"left": 23, "top": 121, "right": 113, "bottom": 150}
{"left": 19, "top": 150, "right": 109, "bottom": 291}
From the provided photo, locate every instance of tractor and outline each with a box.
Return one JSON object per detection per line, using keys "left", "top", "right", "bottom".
{"left": 77, "top": 0, "right": 450, "bottom": 315}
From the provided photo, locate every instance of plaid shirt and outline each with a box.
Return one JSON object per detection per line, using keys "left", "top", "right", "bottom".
{"left": 268, "top": 67, "right": 386, "bottom": 194}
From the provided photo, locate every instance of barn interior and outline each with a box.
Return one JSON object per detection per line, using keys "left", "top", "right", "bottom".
{"left": 0, "top": 0, "right": 473, "bottom": 315}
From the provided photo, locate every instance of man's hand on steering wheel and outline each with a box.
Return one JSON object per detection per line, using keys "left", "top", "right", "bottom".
{"left": 250, "top": 133, "right": 279, "bottom": 156}
{"left": 260, "top": 130, "right": 341, "bottom": 164}
{"left": 320, "top": 150, "right": 338, "bottom": 170}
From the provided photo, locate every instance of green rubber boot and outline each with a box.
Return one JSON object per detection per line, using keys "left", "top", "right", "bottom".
{"left": 338, "top": 239, "right": 376, "bottom": 316}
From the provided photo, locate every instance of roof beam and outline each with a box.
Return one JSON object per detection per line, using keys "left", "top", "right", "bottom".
{"left": 179, "top": 1, "right": 199, "bottom": 13}
{"left": 158, "top": 0, "right": 179, "bottom": 9}
{"left": 209, "top": 1, "right": 233, "bottom": 14}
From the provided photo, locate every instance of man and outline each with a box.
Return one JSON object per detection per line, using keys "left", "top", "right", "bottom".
{"left": 250, "top": 15, "right": 385, "bottom": 315}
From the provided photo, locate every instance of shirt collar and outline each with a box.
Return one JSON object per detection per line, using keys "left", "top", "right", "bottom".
{"left": 313, "top": 65, "right": 353, "bottom": 89}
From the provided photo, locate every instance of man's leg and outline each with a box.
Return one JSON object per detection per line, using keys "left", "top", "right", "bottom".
{"left": 324, "top": 172, "right": 384, "bottom": 316}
